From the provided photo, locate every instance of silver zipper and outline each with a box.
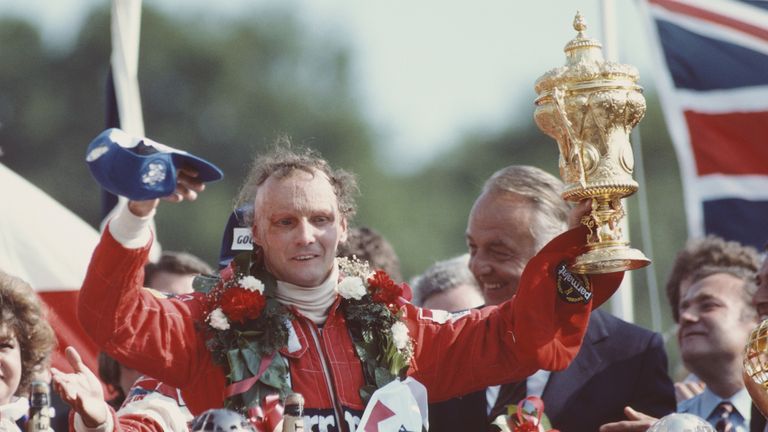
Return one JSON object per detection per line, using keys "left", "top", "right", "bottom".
{"left": 306, "top": 323, "right": 344, "bottom": 430}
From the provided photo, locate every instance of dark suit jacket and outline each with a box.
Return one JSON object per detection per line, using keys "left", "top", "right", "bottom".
{"left": 428, "top": 309, "right": 676, "bottom": 432}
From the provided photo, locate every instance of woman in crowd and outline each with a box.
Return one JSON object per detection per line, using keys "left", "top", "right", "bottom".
{"left": 0, "top": 271, "right": 56, "bottom": 431}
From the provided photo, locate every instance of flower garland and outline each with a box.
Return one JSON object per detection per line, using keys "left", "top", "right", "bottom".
{"left": 336, "top": 257, "right": 414, "bottom": 402}
{"left": 197, "top": 252, "right": 414, "bottom": 417}
{"left": 196, "top": 252, "right": 293, "bottom": 415}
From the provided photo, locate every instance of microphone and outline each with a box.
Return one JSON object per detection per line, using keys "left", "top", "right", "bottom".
{"left": 27, "top": 381, "right": 51, "bottom": 432}
{"left": 282, "top": 393, "right": 304, "bottom": 432}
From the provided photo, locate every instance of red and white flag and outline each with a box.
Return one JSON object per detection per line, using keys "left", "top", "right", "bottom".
{"left": 0, "top": 163, "right": 100, "bottom": 374}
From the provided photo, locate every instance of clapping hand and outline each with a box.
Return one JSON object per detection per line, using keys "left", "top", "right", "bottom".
{"left": 51, "top": 346, "right": 109, "bottom": 428}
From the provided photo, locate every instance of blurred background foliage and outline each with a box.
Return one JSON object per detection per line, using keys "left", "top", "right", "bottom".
{"left": 0, "top": 3, "right": 688, "bottom": 373}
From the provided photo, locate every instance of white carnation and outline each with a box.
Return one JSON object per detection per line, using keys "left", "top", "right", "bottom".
{"left": 337, "top": 277, "right": 367, "bottom": 300}
{"left": 391, "top": 321, "right": 410, "bottom": 350}
{"left": 208, "top": 308, "right": 230, "bottom": 331}
{"left": 239, "top": 276, "right": 264, "bottom": 293}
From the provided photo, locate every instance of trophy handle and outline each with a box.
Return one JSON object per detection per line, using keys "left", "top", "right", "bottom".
{"left": 552, "top": 87, "right": 587, "bottom": 188}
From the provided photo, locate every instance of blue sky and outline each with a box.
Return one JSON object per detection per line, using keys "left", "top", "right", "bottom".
{"left": 3, "top": 0, "right": 653, "bottom": 171}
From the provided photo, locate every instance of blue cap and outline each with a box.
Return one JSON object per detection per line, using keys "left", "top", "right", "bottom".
{"left": 85, "top": 128, "right": 224, "bottom": 201}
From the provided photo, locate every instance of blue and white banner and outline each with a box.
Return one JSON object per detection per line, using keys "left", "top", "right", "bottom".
{"left": 641, "top": 0, "right": 768, "bottom": 249}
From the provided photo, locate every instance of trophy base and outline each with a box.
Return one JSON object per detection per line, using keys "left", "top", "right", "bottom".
{"left": 570, "top": 242, "right": 651, "bottom": 274}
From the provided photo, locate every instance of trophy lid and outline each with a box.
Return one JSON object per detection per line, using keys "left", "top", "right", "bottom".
{"left": 534, "top": 12, "right": 640, "bottom": 98}
{"left": 564, "top": 12, "right": 604, "bottom": 63}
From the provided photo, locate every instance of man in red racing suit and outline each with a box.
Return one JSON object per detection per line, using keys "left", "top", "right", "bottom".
{"left": 78, "top": 146, "right": 622, "bottom": 432}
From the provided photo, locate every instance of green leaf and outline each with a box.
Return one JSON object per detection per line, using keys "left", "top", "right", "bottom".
{"left": 227, "top": 349, "right": 245, "bottom": 382}
{"left": 242, "top": 381, "right": 264, "bottom": 409}
{"left": 240, "top": 346, "right": 262, "bottom": 377}
{"left": 354, "top": 342, "right": 369, "bottom": 361}
{"left": 359, "top": 384, "right": 376, "bottom": 404}
{"left": 260, "top": 368, "right": 282, "bottom": 391}
{"left": 270, "top": 355, "right": 291, "bottom": 396}
{"left": 258, "top": 356, "right": 290, "bottom": 398}
{"left": 374, "top": 367, "right": 395, "bottom": 388}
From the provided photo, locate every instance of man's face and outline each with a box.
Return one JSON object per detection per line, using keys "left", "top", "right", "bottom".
{"left": 466, "top": 192, "right": 538, "bottom": 306}
{"left": 252, "top": 169, "right": 347, "bottom": 287}
{"left": 677, "top": 273, "right": 757, "bottom": 372}
{"left": 753, "top": 259, "right": 768, "bottom": 320}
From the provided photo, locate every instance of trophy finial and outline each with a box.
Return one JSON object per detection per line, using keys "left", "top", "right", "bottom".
{"left": 573, "top": 11, "right": 587, "bottom": 34}
{"left": 562, "top": 11, "right": 602, "bottom": 58}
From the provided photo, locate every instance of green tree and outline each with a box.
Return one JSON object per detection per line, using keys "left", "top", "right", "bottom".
{"left": 0, "top": 5, "right": 379, "bottom": 266}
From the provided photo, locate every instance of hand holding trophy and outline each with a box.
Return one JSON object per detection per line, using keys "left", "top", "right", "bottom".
{"left": 534, "top": 12, "right": 650, "bottom": 274}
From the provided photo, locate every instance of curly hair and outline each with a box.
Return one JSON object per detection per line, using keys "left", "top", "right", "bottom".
{"left": 234, "top": 137, "right": 358, "bottom": 226}
{"left": 666, "top": 235, "right": 761, "bottom": 322}
{"left": 0, "top": 271, "right": 56, "bottom": 395}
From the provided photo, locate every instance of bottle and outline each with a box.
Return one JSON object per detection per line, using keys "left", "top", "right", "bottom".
{"left": 27, "top": 381, "right": 51, "bottom": 432}
{"left": 282, "top": 393, "right": 304, "bottom": 432}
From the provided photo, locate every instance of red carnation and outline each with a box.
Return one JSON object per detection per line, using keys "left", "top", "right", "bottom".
{"left": 220, "top": 287, "right": 266, "bottom": 323}
{"left": 368, "top": 270, "right": 402, "bottom": 305}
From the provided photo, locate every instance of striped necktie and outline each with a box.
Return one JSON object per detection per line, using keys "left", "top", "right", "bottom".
{"left": 713, "top": 401, "right": 734, "bottom": 432}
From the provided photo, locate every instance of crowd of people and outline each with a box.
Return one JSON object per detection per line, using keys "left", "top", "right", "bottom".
{"left": 2, "top": 142, "right": 767, "bottom": 432}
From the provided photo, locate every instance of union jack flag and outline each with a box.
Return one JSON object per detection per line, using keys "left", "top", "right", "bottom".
{"left": 641, "top": 0, "right": 768, "bottom": 249}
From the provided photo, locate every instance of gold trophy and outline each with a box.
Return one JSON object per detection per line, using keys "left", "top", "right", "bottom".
{"left": 744, "top": 319, "right": 768, "bottom": 414}
{"left": 534, "top": 12, "right": 651, "bottom": 274}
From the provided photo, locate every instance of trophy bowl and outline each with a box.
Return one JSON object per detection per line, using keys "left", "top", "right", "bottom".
{"left": 533, "top": 12, "right": 650, "bottom": 274}
{"left": 743, "top": 318, "right": 768, "bottom": 418}
{"left": 745, "top": 318, "right": 768, "bottom": 390}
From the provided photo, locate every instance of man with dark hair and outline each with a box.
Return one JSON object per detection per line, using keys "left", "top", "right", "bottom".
{"left": 79, "top": 143, "right": 621, "bottom": 431}
{"left": 606, "top": 263, "right": 762, "bottom": 431}
{"left": 429, "top": 165, "right": 675, "bottom": 432}
{"left": 662, "top": 236, "right": 761, "bottom": 405}
{"left": 144, "top": 251, "right": 214, "bottom": 296}
{"left": 676, "top": 265, "right": 759, "bottom": 430}
{"left": 337, "top": 226, "right": 403, "bottom": 283}
{"left": 666, "top": 236, "right": 760, "bottom": 323}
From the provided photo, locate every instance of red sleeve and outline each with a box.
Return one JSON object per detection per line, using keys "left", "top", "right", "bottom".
{"left": 77, "top": 227, "right": 211, "bottom": 388}
{"left": 407, "top": 226, "right": 623, "bottom": 402}
{"left": 67, "top": 406, "right": 165, "bottom": 432}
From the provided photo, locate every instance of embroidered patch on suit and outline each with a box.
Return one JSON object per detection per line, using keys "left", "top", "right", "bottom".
{"left": 555, "top": 262, "right": 592, "bottom": 304}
